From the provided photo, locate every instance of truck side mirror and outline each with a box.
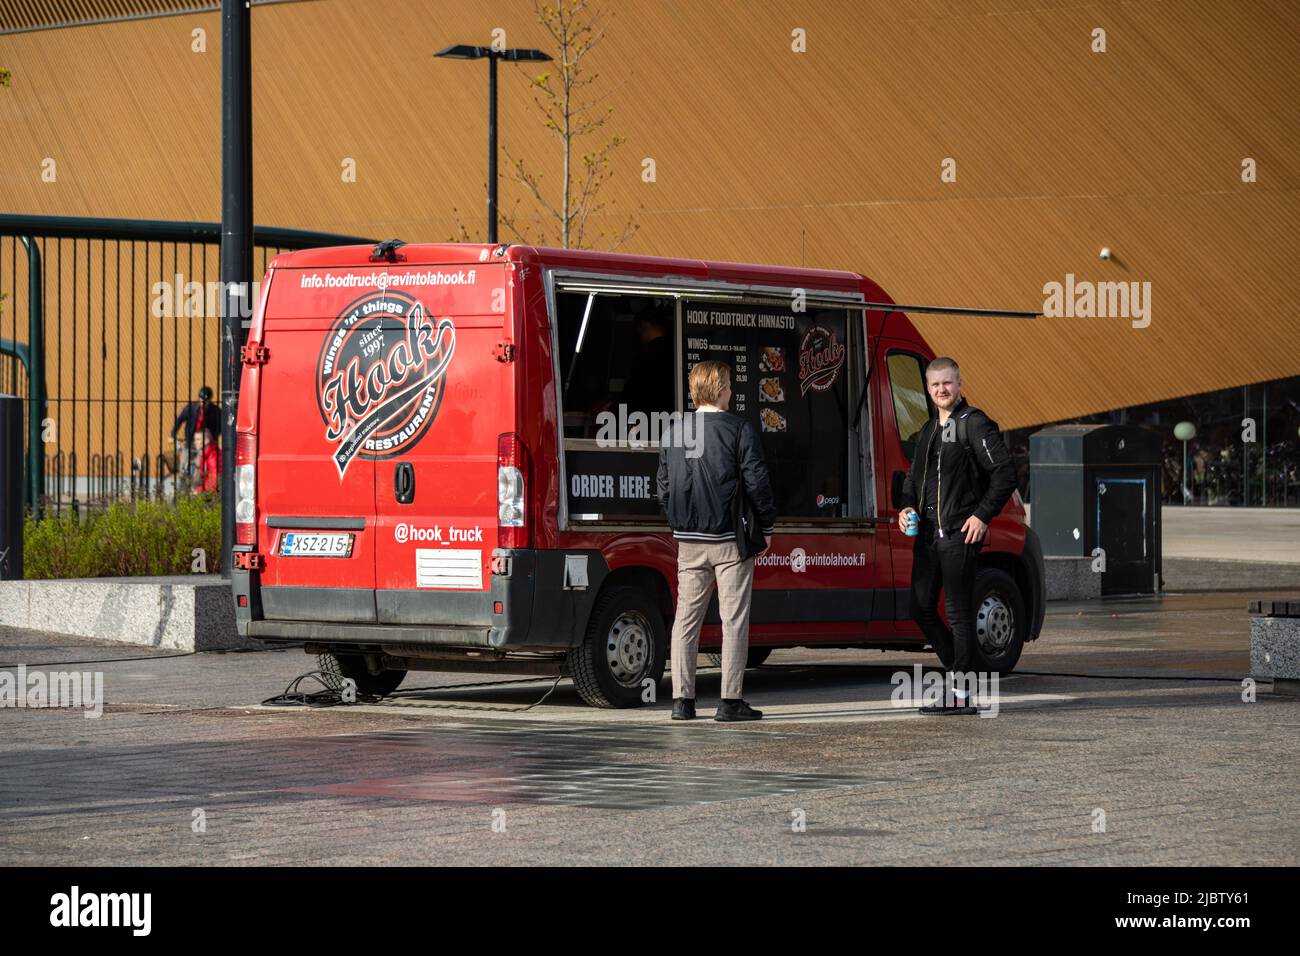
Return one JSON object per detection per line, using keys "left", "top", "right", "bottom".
{"left": 891, "top": 470, "right": 907, "bottom": 510}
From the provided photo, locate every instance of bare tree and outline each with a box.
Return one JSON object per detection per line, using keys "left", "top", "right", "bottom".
{"left": 445, "top": 206, "right": 475, "bottom": 243}
{"left": 498, "top": 0, "right": 639, "bottom": 250}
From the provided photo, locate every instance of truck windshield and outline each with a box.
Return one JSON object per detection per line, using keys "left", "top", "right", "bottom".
{"left": 887, "top": 351, "right": 932, "bottom": 462}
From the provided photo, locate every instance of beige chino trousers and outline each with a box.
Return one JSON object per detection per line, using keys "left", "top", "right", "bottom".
{"left": 670, "top": 539, "right": 755, "bottom": 700}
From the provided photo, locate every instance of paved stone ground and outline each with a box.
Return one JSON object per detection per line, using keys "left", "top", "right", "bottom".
{"left": 1022, "top": 505, "right": 1300, "bottom": 566}
{"left": 1, "top": 588, "right": 1297, "bottom": 866}
{"left": 1163, "top": 558, "right": 1300, "bottom": 591}
{"left": 1158, "top": 507, "right": 1300, "bottom": 564}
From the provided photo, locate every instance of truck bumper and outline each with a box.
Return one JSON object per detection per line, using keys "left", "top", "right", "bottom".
{"left": 232, "top": 548, "right": 609, "bottom": 653}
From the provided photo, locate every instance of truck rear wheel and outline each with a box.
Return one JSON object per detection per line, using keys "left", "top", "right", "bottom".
{"left": 969, "top": 568, "right": 1026, "bottom": 674}
{"left": 569, "top": 586, "right": 667, "bottom": 708}
{"left": 316, "top": 652, "right": 407, "bottom": 699}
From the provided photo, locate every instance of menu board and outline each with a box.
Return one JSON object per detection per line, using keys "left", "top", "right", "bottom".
{"left": 683, "top": 301, "right": 852, "bottom": 518}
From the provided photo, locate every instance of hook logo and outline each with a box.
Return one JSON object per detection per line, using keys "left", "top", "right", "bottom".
{"left": 316, "top": 290, "right": 456, "bottom": 478}
{"left": 797, "top": 325, "right": 845, "bottom": 395}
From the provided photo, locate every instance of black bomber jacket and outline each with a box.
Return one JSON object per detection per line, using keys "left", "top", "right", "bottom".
{"left": 656, "top": 410, "right": 778, "bottom": 543}
{"left": 898, "top": 397, "right": 1018, "bottom": 536}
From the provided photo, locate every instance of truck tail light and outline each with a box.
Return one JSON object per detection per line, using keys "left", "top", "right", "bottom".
{"left": 497, "top": 432, "right": 529, "bottom": 549}
{"left": 235, "top": 432, "right": 257, "bottom": 546}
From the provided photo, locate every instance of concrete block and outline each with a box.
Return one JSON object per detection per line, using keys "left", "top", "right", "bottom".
{"left": 0, "top": 574, "right": 257, "bottom": 652}
{"left": 1044, "top": 556, "right": 1101, "bottom": 601}
{"left": 1250, "top": 613, "right": 1300, "bottom": 697}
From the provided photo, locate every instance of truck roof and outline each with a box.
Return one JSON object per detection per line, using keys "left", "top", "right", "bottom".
{"left": 268, "top": 242, "right": 874, "bottom": 294}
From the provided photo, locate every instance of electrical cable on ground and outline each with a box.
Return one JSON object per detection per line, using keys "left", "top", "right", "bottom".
{"left": 262, "top": 670, "right": 568, "bottom": 712}
{"left": 385, "top": 673, "right": 567, "bottom": 713}
{"left": 262, "top": 671, "right": 384, "bottom": 708}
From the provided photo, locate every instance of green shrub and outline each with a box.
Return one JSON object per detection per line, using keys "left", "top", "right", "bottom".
{"left": 23, "top": 493, "right": 223, "bottom": 578}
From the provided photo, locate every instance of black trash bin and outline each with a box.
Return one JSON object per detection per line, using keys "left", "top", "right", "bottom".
{"left": 0, "top": 394, "right": 23, "bottom": 580}
{"left": 1029, "top": 424, "right": 1161, "bottom": 595}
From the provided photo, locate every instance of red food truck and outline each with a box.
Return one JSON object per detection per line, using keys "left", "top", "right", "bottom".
{"left": 230, "top": 242, "right": 1045, "bottom": 707}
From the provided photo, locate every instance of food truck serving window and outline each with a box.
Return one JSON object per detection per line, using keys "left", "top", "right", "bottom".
{"left": 682, "top": 300, "right": 858, "bottom": 519}
{"left": 557, "top": 291, "right": 678, "bottom": 439}
{"left": 553, "top": 283, "right": 869, "bottom": 524}
{"left": 557, "top": 290, "right": 678, "bottom": 519}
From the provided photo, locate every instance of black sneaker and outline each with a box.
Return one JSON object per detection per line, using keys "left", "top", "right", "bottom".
{"left": 918, "top": 695, "right": 978, "bottom": 716}
{"left": 715, "top": 698, "right": 763, "bottom": 722}
{"left": 671, "top": 698, "right": 696, "bottom": 720}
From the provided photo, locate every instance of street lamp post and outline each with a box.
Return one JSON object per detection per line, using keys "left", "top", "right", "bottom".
{"left": 1174, "top": 421, "right": 1196, "bottom": 505}
{"left": 435, "top": 44, "right": 552, "bottom": 244}
{"left": 221, "top": 0, "right": 252, "bottom": 570}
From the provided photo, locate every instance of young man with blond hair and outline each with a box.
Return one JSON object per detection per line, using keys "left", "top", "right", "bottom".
{"left": 897, "top": 357, "right": 1018, "bottom": 714}
{"left": 656, "top": 360, "right": 777, "bottom": 722}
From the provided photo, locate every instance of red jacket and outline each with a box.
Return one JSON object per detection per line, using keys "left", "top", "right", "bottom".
{"left": 195, "top": 442, "right": 221, "bottom": 493}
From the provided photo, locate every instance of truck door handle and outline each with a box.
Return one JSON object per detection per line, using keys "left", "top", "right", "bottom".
{"left": 394, "top": 462, "right": 415, "bottom": 504}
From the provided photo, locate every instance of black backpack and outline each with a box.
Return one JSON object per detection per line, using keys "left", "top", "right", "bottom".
{"left": 952, "top": 407, "right": 1000, "bottom": 499}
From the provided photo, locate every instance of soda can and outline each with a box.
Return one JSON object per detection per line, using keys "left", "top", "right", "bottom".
{"left": 904, "top": 511, "right": 919, "bottom": 537}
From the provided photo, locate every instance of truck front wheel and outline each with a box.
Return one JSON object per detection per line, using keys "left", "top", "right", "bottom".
{"left": 569, "top": 586, "right": 667, "bottom": 708}
{"left": 969, "top": 568, "right": 1026, "bottom": 674}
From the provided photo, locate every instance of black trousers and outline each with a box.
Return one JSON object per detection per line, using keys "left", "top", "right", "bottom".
{"left": 909, "top": 513, "right": 982, "bottom": 675}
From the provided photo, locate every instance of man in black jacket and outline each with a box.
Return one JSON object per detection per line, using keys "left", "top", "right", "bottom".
{"left": 896, "top": 357, "right": 1018, "bottom": 714}
{"left": 657, "top": 360, "right": 777, "bottom": 722}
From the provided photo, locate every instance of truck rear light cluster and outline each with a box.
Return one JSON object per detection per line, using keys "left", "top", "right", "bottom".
{"left": 497, "top": 432, "right": 529, "bottom": 549}
{"left": 235, "top": 432, "right": 257, "bottom": 546}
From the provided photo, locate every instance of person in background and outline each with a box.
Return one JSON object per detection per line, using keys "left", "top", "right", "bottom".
{"left": 657, "top": 360, "right": 776, "bottom": 722}
{"left": 192, "top": 426, "right": 221, "bottom": 494}
{"left": 172, "top": 386, "right": 221, "bottom": 479}
{"left": 622, "top": 308, "right": 676, "bottom": 422}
